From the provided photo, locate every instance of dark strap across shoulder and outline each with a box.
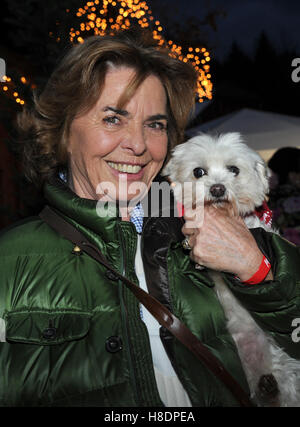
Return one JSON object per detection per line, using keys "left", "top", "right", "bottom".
{"left": 39, "top": 205, "right": 254, "bottom": 407}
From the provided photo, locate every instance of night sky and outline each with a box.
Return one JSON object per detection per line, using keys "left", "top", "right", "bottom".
{"left": 149, "top": 0, "right": 300, "bottom": 60}
{"left": 1, "top": 0, "right": 300, "bottom": 61}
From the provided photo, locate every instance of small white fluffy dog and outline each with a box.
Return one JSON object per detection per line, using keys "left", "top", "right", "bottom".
{"left": 162, "top": 132, "right": 300, "bottom": 407}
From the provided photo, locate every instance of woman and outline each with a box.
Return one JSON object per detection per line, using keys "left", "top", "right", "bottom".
{"left": 0, "top": 30, "right": 300, "bottom": 407}
{"left": 268, "top": 147, "right": 300, "bottom": 245}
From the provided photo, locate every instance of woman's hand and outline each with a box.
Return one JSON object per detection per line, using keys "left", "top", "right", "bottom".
{"left": 182, "top": 204, "right": 273, "bottom": 282}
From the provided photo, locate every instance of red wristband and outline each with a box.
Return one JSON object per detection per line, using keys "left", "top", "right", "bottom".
{"left": 242, "top": 255, "right": 271, "bottom": 285}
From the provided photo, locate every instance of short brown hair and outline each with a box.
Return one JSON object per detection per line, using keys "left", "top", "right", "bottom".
{"left": 18, "top": 29, "right": 197, "bottom": 185}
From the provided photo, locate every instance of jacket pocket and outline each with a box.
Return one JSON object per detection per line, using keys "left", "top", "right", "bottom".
{"left": 4, "top": 309, "right": 92, "bottom": 345}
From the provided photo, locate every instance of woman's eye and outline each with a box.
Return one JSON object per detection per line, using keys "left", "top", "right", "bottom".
{"left": 193, "top": 167, "right": 207, "bottom": 178}
{"left": 227, "top": 165, "right": 240, "bottom": 176}
{"left": 103, "top": 116, "right": 120, "bottom": 125}
{"left": 147, "top": 121, "right": 167, "bottom": 131}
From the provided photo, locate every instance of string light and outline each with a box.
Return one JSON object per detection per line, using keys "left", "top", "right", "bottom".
{"left": 69, "top": 0, "right": 212, "bottom": 101}
{"left": 0, "top": 74, "right": 27, "bottom": 105}
{"left": 1, "top": 1, "right": 212, "bottom": 108}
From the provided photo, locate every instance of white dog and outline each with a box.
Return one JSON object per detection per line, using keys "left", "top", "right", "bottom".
{"left": 162, "top": 132, "right": 300, "bottom": 407}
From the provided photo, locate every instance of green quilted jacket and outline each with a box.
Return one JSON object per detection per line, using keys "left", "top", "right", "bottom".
{"left": 0, "top": 176, "right": 300, "bottom": 407}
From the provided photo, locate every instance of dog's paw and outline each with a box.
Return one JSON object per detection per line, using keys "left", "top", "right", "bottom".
{"left": 255, "top": 373, "right": 280, "bottom": 407}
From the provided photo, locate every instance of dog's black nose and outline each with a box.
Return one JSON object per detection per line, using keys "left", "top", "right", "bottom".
{"left": 210, "top": 184, "right": 226, "bottom": 198}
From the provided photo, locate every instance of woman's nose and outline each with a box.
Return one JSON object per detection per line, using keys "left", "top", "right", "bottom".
{"left": 121, "top": 125, "right": 147, "bottom": 156}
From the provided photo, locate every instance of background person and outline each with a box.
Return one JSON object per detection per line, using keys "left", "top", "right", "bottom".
{"left": 268, "top": 147, "right": 300, "bottom": 245}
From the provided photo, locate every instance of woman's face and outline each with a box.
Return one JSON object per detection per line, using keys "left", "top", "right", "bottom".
{"left": 68, "top": 67, "right": 168, "bottom": 203}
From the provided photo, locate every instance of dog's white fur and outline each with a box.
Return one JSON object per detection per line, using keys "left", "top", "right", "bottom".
{"left": 162, "top": 132, "right": 300, "bottom": 407}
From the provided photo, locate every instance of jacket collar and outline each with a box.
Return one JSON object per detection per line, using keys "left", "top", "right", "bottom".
{"left": 43, "top": 176, "right": 121, "bottom": 244}
{"left": 43, "top": 174, "right": 180, "bottom": 244}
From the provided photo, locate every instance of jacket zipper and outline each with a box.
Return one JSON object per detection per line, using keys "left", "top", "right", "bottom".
{"left": 142, "top": 228, "right": 193, "bottom": 405}
{"left": 140, "top": 221, "right": 192, "bottom": 405}
{"left": 117, "top": 224, "right": 141, "bottom": 406}
{"left": 163, "top": 245, "right": 195, "bottom": 403}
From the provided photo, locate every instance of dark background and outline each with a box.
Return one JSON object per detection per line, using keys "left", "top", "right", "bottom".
{"left": 0, "top": 0, "right": 300, "bottom": 228}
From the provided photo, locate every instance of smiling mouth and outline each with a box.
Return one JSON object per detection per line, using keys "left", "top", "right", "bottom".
{"left": 107, "top": 161, "right": 144, "bottom": 174}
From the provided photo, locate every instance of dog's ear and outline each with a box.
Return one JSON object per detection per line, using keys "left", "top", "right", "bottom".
{"left": 161, "top": 158, "right": 174, "bottom": 179}
{"left": 161, "top": 160, "right": 172, "bottom": 180}
{"left": 255, "top": 160, "right": 271, "bottom": 195}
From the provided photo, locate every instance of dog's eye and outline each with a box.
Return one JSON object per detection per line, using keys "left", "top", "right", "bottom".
{"left": 193, "top": 167, "right": 207, "bottom": 178}
{"left": 227, "top": 166, "right": 240, "bottom": 176}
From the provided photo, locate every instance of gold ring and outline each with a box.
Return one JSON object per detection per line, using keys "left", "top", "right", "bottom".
{"left": 182, "top": 237, "right": 192, "bottom": 251}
